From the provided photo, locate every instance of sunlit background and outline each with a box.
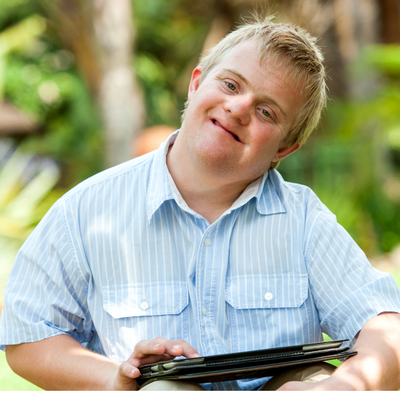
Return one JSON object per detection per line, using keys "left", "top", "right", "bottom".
{"left": 1, "top": 0, "right": 400, "bottom": 313}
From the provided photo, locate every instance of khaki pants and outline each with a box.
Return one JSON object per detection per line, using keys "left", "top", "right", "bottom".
{"left": 139, "top": 362, "right": 337, "bottom": 391}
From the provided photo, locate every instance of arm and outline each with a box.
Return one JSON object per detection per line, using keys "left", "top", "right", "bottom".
{"left": 6, "top": 335, "right": 200, "bottom": 391}
{"left": 278, "top": 312, "right": 400, "bottom": 391}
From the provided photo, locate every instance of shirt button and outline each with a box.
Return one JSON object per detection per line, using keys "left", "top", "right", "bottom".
{"left": 264, "top": 292, "right": 273, "bottom": 301}
{"left": 140, "top": 300, "right": 149, "bottom": 310}
{"left": 201, "top": 307, "right": 207, "bottom": 315}
{"left": 204, "top": 238, "right": 212, "bottom": 246}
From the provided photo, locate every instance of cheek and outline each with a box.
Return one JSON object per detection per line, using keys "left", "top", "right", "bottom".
{"left": 252, "top": 133, "right": 283, "bottom": 160}
{"left": 193, "top": 85, "right": 221, "bottom": 107}
{"left": 252, "top": 125, "right": 279, "bottom": 148}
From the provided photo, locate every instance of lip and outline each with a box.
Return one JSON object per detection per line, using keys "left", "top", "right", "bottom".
{"left": 210, "top": 118, "right": 242, "bottom": 144}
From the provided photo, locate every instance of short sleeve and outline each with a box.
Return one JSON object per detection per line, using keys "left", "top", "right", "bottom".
{"left": 0, "top": 200, "right": 93, "bottom": 351}
{"left": 305, "top": 208, "right": 400, "bottom": 344}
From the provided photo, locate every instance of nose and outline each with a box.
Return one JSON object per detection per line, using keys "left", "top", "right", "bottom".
{"left": 224, "top": 95, "right": 252, "bottom": 125}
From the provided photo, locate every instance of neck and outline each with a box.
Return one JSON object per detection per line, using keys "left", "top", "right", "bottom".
{"left": 166, "top": 136, "right": 253, "bottom": 224}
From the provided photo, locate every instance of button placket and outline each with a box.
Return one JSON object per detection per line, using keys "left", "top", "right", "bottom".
{"left": 197, "top": 226, "right": 220, "bottom": 354}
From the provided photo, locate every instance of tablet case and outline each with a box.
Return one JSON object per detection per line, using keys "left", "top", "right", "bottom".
{"left": 137, "top": 339, "right": 356, "bottom": 386}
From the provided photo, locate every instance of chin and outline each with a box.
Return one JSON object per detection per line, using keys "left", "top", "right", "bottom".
{"left": 194, "top": 149, "right": 241, "bottom": 178}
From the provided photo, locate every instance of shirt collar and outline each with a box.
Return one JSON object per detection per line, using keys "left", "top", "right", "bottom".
{"left": 146, "top": 131, "right": 177, "bottom": 222}
{"left": 146, "top": 131, "right": 286, "bottom": 222}
{"left": 255, "top": 169, "right": 287, "bottom": 216}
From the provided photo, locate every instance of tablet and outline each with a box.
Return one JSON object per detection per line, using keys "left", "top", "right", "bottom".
{"left": 137, "top": 339, "right": 356, "bottom": 386}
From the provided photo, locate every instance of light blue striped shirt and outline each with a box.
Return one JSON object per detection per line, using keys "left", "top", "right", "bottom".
{"left": 1, "top": 132, "right": 400, "bottom": 390}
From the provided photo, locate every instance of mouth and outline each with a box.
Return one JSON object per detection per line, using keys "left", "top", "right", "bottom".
{"left": 211, "top": 119, "right": 241, "bottom": 143}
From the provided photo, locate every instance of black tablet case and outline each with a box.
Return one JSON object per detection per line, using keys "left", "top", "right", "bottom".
{"left": 137, "top": 339, "right": 356, "bottom": 386}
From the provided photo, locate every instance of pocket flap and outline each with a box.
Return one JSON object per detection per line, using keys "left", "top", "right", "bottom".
{"left": 102, "top": 281, "right": 188, "bottom": 318}
{"left": 225, "top": 274, "right": 308, "bottom": 309}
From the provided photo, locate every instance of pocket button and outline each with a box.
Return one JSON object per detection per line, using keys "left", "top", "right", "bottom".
{"left": 140, "top": 300, "right": 149, "bottom": 310}
{"left": 264, "top": 292, "right": 273, "bottom": 301}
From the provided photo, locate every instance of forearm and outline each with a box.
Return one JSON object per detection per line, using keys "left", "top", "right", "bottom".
{"left": 6, "top": 335, "right": 121, "bottom": 390}
{"left": 330, "top": 312, "right": 400, "bottom": 390}
{"left": 278, "top": 312, "right": 400, "bottom": 391}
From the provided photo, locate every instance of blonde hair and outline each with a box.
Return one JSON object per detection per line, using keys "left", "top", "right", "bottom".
{"left": 183, "top": 15, "right": 327, "bottom": 169}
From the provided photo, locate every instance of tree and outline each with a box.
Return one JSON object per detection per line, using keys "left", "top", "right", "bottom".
{"left": 92, "top": 0, "right": 145, "bottom": 167}
{"left": 45, "top": 0, "right": 145, "bottom": 167}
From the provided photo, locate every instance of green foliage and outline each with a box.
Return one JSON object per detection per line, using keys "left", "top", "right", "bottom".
{"left": 0, "top": 0, "right": 39, "bottom": 31}
{"left": 133, "top": 0, "right": 212, "bottom": 127}
{"left": 134, "top": 53, "right": 181, "bottom": 126}
{"left": 363, "top": 45, "right": 400, "bottom": 76}
{"left": 0, "top": 3, "right": 103, "bottom": 188}
{"left": 15, "top": 65, "right": 104, "bottom": 185}
{"left": 134, "top": 0, "right": 208, "bottom": 66}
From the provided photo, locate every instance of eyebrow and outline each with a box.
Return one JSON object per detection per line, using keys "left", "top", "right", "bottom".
{"left": 220, "top": 68, "right": 287, "bottom": 120}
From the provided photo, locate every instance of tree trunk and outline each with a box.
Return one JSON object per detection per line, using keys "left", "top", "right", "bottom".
{"left": 378, "top": 0, "right": 400, "bottom": 43}
{"left": 92, "top": 0, "right": 145, "bottom": 167}
{"left": 45, "top": 0, "right": 146, "bottom": 167}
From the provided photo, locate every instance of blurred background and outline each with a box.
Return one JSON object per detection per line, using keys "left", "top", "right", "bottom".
{"left": 1, "top": 0, "right": 400, "bottom": 310}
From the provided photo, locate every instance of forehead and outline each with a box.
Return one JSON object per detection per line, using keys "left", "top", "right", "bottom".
{"left": 212, "top": 40, "right": 306, "bottom": 97}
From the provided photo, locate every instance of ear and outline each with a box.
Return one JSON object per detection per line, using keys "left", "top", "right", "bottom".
{"left": 272, "top": 142, "right": 301, "bottom": 163}
{"left": 188, "top": 67, "right": 203, "bottom": 101}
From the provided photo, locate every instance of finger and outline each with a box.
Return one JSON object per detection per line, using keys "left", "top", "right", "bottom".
{"left": 129, "top": 353, "right": 176, "bottom": 369}
{"left": 130, "top": 338, "right": 201, "bottom": 363}
{"left": 119, "top": 360, "right": 140, "bottom": 379}
{"left": 114, "top": 361, "right": 140, "bottom": 391}
{"left": 162, "top": 339, "right": 201, "bottom": 359}
{"left": 131, "top": 339, "right": 167, "bottom": 359}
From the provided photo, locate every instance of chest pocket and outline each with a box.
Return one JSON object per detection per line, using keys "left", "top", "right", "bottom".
{"left": 102, "top": 281, "right": 188, "bottom": 318}
{"left": 224, "top": 274, "right": 310, "bottom": 352}
{"left": 225, "top": 274, "right": 308, "bottom": 309}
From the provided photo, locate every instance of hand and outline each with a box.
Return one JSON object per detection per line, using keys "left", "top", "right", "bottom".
{"left": 112, "top": 337, "right": 201, "bottom": 390}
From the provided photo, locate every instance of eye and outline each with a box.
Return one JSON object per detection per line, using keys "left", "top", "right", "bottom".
{"left": 226, "top": 82, "right": 237, "bottom": 91}
{"left": 261, "top": 109, "right": 271, "bottom": 118}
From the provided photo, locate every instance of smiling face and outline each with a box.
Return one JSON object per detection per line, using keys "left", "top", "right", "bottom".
{"left": 177, "top": 39, "right": 305, "bottom": 185}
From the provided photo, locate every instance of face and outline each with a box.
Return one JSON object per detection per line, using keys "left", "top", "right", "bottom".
{"left": 178, "top": 39, "right": 305, "bottom": 185}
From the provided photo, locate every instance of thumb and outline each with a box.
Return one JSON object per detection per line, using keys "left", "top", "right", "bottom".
{"left": 113, "top": 361, "right": 140, "bottom": 391}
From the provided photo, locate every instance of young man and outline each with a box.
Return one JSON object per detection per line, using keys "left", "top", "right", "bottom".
{"left": 1, "top": 16, "right": 400, "bottom": 391}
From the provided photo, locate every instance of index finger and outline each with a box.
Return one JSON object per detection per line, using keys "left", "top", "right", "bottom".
{"left": 132, "top": 338, "right": 200, "bottom": 360}
{"left": 161, "top": 339, "right": 201, "bottom": 359}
